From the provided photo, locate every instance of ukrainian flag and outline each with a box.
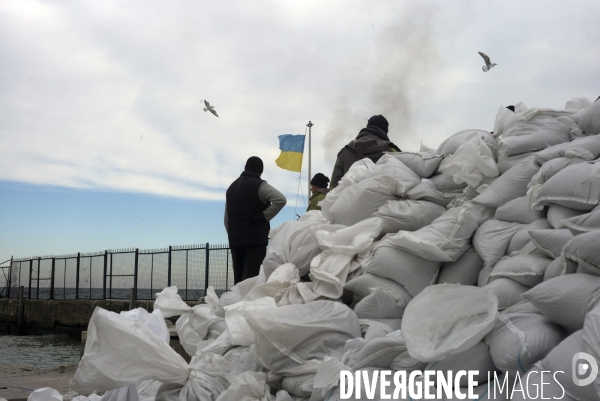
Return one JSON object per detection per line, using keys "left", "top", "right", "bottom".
{"left": 275, "top": 134, "right": 305, "bottom": 172}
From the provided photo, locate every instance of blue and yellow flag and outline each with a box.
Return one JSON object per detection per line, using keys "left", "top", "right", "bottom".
{"left": 275, "top": 134, "right": 305, "bottom": 172}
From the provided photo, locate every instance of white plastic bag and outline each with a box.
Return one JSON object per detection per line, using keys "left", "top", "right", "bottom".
{"left": 402, "top": 284, "right": 498, "bottom": 362}
{"left": 28, "top": 388, "right": 63, "bottom": 401}
{"left": 438, "top": 132, "right": 499, "bottom": 188}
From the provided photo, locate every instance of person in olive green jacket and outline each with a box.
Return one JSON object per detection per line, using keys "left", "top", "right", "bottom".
{"left": 307, "top": 173, "right": 330, "bottom": 211}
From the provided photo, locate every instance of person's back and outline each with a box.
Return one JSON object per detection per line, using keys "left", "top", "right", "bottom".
{"left": 224, "top": 156, "right": 286, "bottom": 283}
{"left": 330, "top": 115, "right": 400, "bottom": 188}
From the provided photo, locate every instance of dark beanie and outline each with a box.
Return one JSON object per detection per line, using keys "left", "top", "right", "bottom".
{"left": 367, "top": 115, "right": 389, "bottom": 133}
{"left": 245, "top": 156, "right": 263, "bottom": 174}
{"left": 310, "top": 173, "right": 329, "bottom": 188}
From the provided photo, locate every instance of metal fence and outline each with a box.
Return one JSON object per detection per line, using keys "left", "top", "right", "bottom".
{"left": 1, "top": 244, "right": 234, "bottom": 301}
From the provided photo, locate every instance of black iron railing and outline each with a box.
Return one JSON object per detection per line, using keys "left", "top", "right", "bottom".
{"left": 1, "top": 243, "right": 233, "bottom": 301}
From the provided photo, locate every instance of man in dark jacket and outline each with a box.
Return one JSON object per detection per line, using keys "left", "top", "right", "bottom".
{"left": 307, "top": 173, "right": 330, "bottom": 212}
{"left": 330, "top": 115, "right": 400, "bottom": 188}
{"left": 224, "top": 156, "right": 287, "bottom": 284}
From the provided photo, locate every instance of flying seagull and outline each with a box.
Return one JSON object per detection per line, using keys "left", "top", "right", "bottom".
{"left": 478, "top": 52, "right": 497, "bottom": 72}
{"left": 203, "top": 100, "right": 219, "bottom": 117}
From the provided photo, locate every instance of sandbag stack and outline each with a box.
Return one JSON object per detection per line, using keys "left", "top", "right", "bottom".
{"left": 66, "top": 95, "right": 600, "bottom": 401}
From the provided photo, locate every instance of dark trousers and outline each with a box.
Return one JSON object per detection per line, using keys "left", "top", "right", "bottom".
{"left": 230, "top": 245, "right": 267, "bottom": 285}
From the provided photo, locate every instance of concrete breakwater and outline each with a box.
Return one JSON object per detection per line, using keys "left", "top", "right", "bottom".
{"left": 0, "top": 298, "right": 199, "bottom": 335}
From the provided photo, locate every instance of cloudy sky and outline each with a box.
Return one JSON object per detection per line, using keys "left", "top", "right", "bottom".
{"left": 1, "top": 0, "right": 599, "bottom": 262}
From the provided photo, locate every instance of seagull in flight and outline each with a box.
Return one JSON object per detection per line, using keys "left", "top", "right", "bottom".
{"left": 478, "top": 52, "right": 497, "bottom": 72}
{"left": 203, "top": 99, "right": 219, "bottom": 117}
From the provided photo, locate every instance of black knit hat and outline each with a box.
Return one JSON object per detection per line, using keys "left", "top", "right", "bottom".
{"left": 245, "top": 156, "right": 264, "bottom": 174}
{"left": 310, "top": 173, "right": 329, "bottom": 188}
{"left": 367, "top": 115, "right": 389, "bottom": 133}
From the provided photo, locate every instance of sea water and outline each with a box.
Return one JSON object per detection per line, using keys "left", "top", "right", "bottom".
{"left": 0, "top": 333, "right": 80, "bottom": 369}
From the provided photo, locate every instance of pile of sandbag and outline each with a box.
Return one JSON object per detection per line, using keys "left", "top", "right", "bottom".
{"left": 58, "top": 95, "right": 600, "bottom": 401}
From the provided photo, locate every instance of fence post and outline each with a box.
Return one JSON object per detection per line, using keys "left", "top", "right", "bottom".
{"left": 7, "top": 256, "right": 12, "bottom": 298}
{"left": 50, "top": 257, "right": 55, "bottom": 300}
{"left": 129, "top": 287, "right": 136, "bottom": 310}
{"left": 103, "top": 251, "right": 108, "bottom": 299}
{"left": 75, "top": 252, "right": 80, "bottom": 300}
{"left": 167, "top": 246, "right": 172, "bottom": 287}
{"left": 185, "top": 249, "right": 188, "bottom": 300}
{"left": 204, "top": 243, "right": 210, "bottom": 296}
{"left": 28, "top": 259, "right": 32, "bottom": 300}
{"left": 37, "top": 257, "right": 41, "bottom": 299}
{"left": 18, "top": 286, "right": 25, "bottom": 335}
{"left": 134, "top": 248, "right": 139, "bottom": 296}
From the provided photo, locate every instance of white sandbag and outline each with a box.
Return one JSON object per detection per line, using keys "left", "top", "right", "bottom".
{"left": 425, "top": 342, "right": 495, "bottom": 386}
{"left": 472, "top": 156, "right": 539, "bottom": 208}
{"left": 154, "top": 286, "right": 222, "bottom": 355}
{"left": 528, "top": 156, "right": 587, "bottom": 189}
{"left": 374, "top": 199, "right": 446, "bottom": 234}
{"left": 539, "top": 330, "right": 597, "bottom": 401}
{"left": 547, "top": 204, "right": 587, "bottom": 229}
{"left": 436, "top": 129, "right": 499, "bottom": 160}
{"left": 542, "top": 256, "right": 568, "bottom": 281}
{"left": 478, "top": 265, "right": 492, "bottom": 287}
{"left": 74, "top": 308, "right": 230, "bottom": 400}
{"left": 466, "top": 202, "right": 497, "bottom": 227}
{"left": 402, "top": 284, "right": 498, "bottom": 362}
{"left": 436, "top": 246, "right": 483, "bottom": 286}
{"left": 562, "top": 230, "right": 600, "bottom": 275}
{"left": 320, "top": 158, "right": 375, "bottom": 222}
{"left": 262, "top": 220, "right": 333, "bottom": 279}
{"left": 309, "top": 251, "right": 355, "bottom": 299}
{"left": 489, "top": 307, "right": 565, "bottom": 374}
{"left": 473, "top": 220, "right": 525, "bottom": 267}
{"left": 522, "top": 273, "right": 600, "bottom": 333}
{"left": 381, "top": 205, "right": 479, "bottom": 262}
{"left": 298, "top": 210, "right": 328, "bottom": 221}
{"left": 429, "top": 172, "right": 468, "bottom": 192}
{"left": 562, "top": 206, "right": 600, "bottom": 235}
{"left": 405, "top": 181, "right": 457, "bottom": 207}
{"left": 281, "top": 374, "right": 314, "bottom": 398}
{"left": 528, "top": 229, "right": 574, "bottom": 259}
{"left": 531, "top": 161, "right": 600, "bottom": 211}
{"left": 497, "top": 152, "right": 533, "bottom": 175}
{"left": 100, "top": 384, "right": 140, "bottom": 401}
{"left": 224, "top": 297, "right": 277, "bottom": 346}
{"left": 506, "top": 219, "right": 552, "bottom": 255}
{"left": 214, "top": 372, "right": 270, "bottom": 401}
{"left": 273, "top": 281, "right": 325, "bottom": 306}
{"left": 499, "top": 115, "right": 570, "bottom": 158}
{"left": 438, "top": 132, "right": 499, "bottom": 188}
{"left": 488, "top": 254, "right": 552, "bottom": 287}
{"left": 578, "top": 97, "right": 600, "bottom": 135}
{"left": 346, "top": 332, "right": 408, "bottom": 371}
{"left": 353, "top": 287, "right": 405, "bottom": 319}
{"left": 327, "top": 175, "right": 400, "bottom": 226}
{"left": 388, "top": 151, "right": 444, "bottom": 178}
{"left": 365, "top": 245, "right": 440, "bottom": 298}
{"left": 244, "top": 301, "right": 361, "bottom": 376}
{"left": 566, "top": 96, "right": 593, "bottom": 111}
{"left": 343, "top": 273, "right": 412, "bottom": 308}
{"left": 315, "top": 217, "right": 382, "bottom": 255}
{"left": 483, "top": 278, "right": 530, "bottom": 310}
{"left": 120, "top": 308, "right": 170, "bottom": 344}
{"left": 360, "top": 318, "right": 402, "bottom": 334}
{"left": 28, "top": 388, "right": 63, "bottom": 401}
{"left": 494, "top": 196, "right": 546, "bottom": 224}
{"left": 243, "top": 264, "right": 301, "bottom": 302}
{"left": 535, "top": 135, "right": 600, "bottom": 164}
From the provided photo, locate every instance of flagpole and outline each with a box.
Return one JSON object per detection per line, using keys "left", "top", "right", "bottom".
{"left": 307, "top": 121, "right": 313, "bottom": 200}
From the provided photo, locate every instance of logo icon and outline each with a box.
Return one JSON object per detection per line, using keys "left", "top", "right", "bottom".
{"left": 572, "top": 352, "right": 599, "bottom": 386}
